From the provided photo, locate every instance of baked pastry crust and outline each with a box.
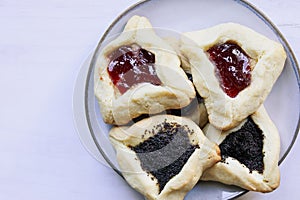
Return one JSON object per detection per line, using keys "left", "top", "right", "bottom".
{"left": 163, "top": 36, "right": 208, "bottom": 128}
{"left": 181, "top": 23, "right": 286, "bottom": 130}
{"left": 94, "top": 16, "right": 195, "bottom": 125}
{"left": 201, "top": 106, "right": 280, "bottom": 192}
{"left": 163, "top": 36, "right": 191, "bottom": 73}
{"left": 184, "top": 100, "right": 208, "bottom": 128}
{"left": 110, "top": 115, "right": 220, "bottom": 200}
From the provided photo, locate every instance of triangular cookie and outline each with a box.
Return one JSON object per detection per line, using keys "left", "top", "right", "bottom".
{"left": 181, "top": 23, "right": 286, "bottom": 130}
{"left": 110, "top": 115, "right": 220, "bottom": 200}
{"left": 94, "top": 16, "right": 195, "bottom": 125}
{"left": 201, "top": 106, "right": 280, "bottom": 192}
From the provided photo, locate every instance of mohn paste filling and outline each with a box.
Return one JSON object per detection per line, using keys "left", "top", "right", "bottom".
{"left": 130, "top": 121, "right": 198, "bottom": 192}
{"left": 219, "top": 117, "right": 264, "bottom": 173}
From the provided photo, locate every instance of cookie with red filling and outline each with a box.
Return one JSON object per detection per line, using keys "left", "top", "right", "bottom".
{"left": 94, "top": 16, "right": 195, "bottom": 125}
{"left": 181, "top": 23, "right": 286, "bottom": 130}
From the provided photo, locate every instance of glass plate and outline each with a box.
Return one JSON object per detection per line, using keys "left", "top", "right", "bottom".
{"left": 73, "top": 0, "right": 300, "bottom": 199}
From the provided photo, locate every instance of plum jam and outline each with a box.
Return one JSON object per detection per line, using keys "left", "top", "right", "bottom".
{"left": 207, "top": 41, "right": 251, "bottom": 98}
{"left": 219, "top": 117, "right": 264, "bottom": 173}
{"left": 107, "top": 44, "right": 162, "bottom": 94}
{"left": 130, "top": 121, "right": 197, "bottom": 192}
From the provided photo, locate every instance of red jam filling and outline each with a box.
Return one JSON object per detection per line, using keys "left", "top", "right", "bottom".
{"left": 107, "top": 44, "right": 162, "bottom": 94}
{"left": 207, "top": 41, "right": 252, "bottom": 98}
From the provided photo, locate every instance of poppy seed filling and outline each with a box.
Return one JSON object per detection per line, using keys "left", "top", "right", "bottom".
{"left": 130, "top": 121, "right": 198, "bottom": 193}
{"left": 219, "top": 117, "right": 264, "bottom": 173}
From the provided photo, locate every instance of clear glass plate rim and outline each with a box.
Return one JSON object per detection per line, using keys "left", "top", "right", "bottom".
{"left": 83, "top": 0, "right": 300, "bottom": 199}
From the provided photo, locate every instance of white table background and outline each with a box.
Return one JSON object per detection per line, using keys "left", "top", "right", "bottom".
{"left": 0, "top": 0, "right": 299, "bottom": 199}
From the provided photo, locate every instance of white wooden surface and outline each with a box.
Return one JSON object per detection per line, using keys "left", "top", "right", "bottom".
{"left": 0, "top": 0, "right": 299, "bottom": 199}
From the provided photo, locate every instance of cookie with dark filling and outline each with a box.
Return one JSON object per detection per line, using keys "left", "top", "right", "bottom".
{"left": 201, "top": 106, "right": 280, "bottom": 192}
{"left": 219, "top": 117, "right": 264, "bottom": 173}
{"left": 110, "top": 115, "right": 220, "bottom": 200}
